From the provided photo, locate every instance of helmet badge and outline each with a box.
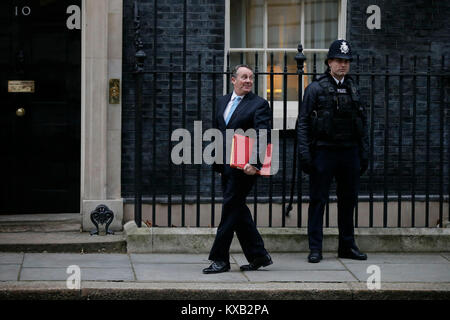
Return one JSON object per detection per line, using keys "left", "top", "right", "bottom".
{"left": 340, "top": 41, "right": 349, "bottom": 54}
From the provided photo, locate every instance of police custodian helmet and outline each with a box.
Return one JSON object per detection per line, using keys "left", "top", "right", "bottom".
{"left": 325, "top": 39, "right": 353, "bottom": 65}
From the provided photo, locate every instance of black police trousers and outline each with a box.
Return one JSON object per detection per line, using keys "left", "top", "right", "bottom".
{"left": 208, "top": 165, "right": 268, "bottom": 263}
{"left": 308, "top": 146, "right": 360, "bottom": 251}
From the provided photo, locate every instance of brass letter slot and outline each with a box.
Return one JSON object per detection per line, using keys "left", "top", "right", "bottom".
{"left": 8, "top": 80, "right": 35, "bottom": 93}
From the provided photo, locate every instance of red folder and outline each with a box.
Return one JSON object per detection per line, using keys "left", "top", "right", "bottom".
{"left": 229, "top": 134, "right": 272, "bottom": 176}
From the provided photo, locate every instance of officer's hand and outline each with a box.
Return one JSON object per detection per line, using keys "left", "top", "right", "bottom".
{"left": 360, "top": 159, "right": 369, "bottom": 176}
{"left": 243, "top": 163, "right": 258, "bottom": 175}
{"left": 300, "top": 159, "right": 314, "bottom": 175}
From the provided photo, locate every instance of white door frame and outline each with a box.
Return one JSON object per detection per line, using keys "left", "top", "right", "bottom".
{"left": 80, "top": 0, "right": 123, "bottom": 231}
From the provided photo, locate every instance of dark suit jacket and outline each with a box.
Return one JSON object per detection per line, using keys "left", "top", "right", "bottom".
{"left": 212, "top": 92, "right": 271, "bottom": 174}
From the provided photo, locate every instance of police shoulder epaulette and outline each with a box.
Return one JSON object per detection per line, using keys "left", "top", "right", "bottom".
{"left": 316, "top": 73, "right": 328, "bottom": 82}
{"left": 345, "top": 76, "right": 355, "bottom": 86}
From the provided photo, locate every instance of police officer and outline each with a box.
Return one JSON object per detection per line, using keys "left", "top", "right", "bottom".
{"left": 297, "top": 39, "right": 369, "bottom": 263}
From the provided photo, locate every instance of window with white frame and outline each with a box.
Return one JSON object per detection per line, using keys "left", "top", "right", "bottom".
{"left": 226, "top": 0, "right": 346, "bottom": 129}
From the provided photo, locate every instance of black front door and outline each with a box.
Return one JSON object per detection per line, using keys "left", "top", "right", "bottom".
{"left": 0, "top": 0, "right": 81, "bottom": 213}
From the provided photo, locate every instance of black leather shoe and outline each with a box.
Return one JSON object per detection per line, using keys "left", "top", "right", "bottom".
{"left": 338, "top": 247, "right": 367, "bottom": 260}
{"left": 240, "top": 254, "right": 273, "bottom": 271}
{"left": 308, "top": 250, "right": 323, "bottom": 263}
{"left": 202, "top": 261, "right": 230, "bottom": 274}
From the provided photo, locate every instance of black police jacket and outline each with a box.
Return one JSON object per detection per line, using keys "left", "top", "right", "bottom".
{"left": 296, "top": 72, "right": 369, "bottom": 163}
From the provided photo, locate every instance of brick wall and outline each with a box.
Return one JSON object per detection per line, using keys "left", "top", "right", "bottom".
{"left": 122, "top": 0, "right": 227, "bottom": 201}
{"left": 347, "top": 0, "right": 450, "bottom": 197}
{"left": 121, "top": 0, "right": 449, "bottom": 203}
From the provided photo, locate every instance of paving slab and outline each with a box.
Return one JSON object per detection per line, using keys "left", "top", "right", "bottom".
{"left": 339, "top": 253, "right": 450, "bottom": 264}
{"left": 344, "top": 263, "right": 450, "bottom": 283}
{"left": 133, "top": 263, "right": 248, "bottom": 282}
{"left": 0, "top": 253, "right": 24, "bottom": 264}
{"left": 1, "top": 252, "right": 449, "bottom": 300}
{"left": 0, "top": 265, "right": 21, "bottom": 281}
{"left": 130, "top": 253, "right": 209, "bottom": 264}
{"left": 1, "top": 251, "right": 450, "bottom": 300}
{"left": 20, "top": 267, "right": 134, "bottom": 281}
{"left": 22, "top": 253, "right": 131, "bottom": 268}
{"left": 232, "top": 253, "right": 346, "bottom": 271}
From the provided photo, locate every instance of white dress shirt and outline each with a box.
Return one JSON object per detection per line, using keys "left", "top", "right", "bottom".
{"left": 332, "top": 76, "right": 345, "bottom": 86}
{"left": 223, "top": 91, "right": 243, "bottom": 122}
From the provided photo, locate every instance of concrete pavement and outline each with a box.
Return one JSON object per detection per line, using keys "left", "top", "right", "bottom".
{"left": 0, "top": 252, "right": 449, "bottom": 300}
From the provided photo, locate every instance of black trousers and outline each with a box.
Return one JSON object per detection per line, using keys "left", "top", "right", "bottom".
{"left": 308, "top": 147, "right": 360, "bottom": 251}
{"left": 208, "top": 165, "right": 268, "bottom": 263}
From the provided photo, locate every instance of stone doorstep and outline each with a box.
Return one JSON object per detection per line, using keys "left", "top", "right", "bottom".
{"left": 0, "top": 214, "right": 81, "bottom": 223}
{"left": 124, "top": 221, "right": 450, "bottom": 253}
{"left": 0, "top": 213, "right": 126, "bottom": 253}
{"left": 0, "top": 232, "right": 127, "bottom": 253}
{"left": 0, "top": 224, "right": 82, "bottom": 233}
{"left": 0, "top": 214, "right": 82, "bottom": 233}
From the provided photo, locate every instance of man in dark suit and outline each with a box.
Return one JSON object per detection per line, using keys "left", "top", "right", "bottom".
{"left": 203, "top": 64, "right": 273, "bottom": 274}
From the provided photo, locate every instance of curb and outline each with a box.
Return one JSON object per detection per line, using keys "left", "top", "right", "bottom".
{"left": 1, "top": 281, "right": 449, "bottom": 300}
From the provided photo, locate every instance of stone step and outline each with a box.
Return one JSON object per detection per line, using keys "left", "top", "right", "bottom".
{"left": 0, "top": 214, "right": 81, "bottom": 233}
{"left": 0, "top": 231, "right": 126, "bottom": 253}
{"left": 124, "top": 223, "right": 450, "bottom": 253}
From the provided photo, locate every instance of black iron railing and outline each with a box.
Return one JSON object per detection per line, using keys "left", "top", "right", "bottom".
{"left": 131, "top": 2, "right": 449, "bottom": 229}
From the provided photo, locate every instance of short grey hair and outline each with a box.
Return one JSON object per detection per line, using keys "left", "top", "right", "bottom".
{"left": 231, "top": 64, "right": 253, "bottom": 78}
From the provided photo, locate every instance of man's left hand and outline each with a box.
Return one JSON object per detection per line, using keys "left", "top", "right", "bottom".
{"left": 243, "top": 163, "right": 258, "bottom": 175}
